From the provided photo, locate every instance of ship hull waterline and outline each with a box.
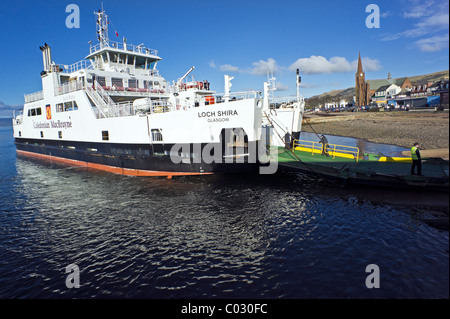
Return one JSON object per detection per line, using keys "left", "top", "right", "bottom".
{"left": 15, "top": 138, "right": 261, "bottom": 177}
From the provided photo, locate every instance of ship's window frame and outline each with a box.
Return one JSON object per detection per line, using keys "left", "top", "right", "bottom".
{"left": 112, "top": 78, "right": 123, "bottom": 88}
{"left": 128, "top": 78, "right": 137, "bottom": 88}
{"left": 119, "top": 53, "right": 127, "bottom": 64}
{"left": 97, "top": 76, "right": 106, "bottom": 87}
{"left": 56, "top": 101, "right": 78, "bottom": 113}
{"left": 151, "top": 129, "right": 163, "bottom": 142}
{"left": 144, "top": 80, "right": 153, "bottom": 89}
{"left": 135, "top": 57, "right": 146, "bottom": 69}
{"left": 111, "top": 53, "right": 118, "bottom": 63}
{"left": 64, "top": 101, "right": 73, "bottom": 112}
{"left": 102, "top": 131, "right": 109, "bottom": 141}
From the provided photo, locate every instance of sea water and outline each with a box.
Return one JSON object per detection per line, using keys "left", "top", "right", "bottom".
{"left": 0, "top": 124, "right": 448, "bottom": 298}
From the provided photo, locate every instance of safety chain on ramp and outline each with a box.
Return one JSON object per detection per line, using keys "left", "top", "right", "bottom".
{"left": 264, "top": 111, "right": 325, "bottom": 176}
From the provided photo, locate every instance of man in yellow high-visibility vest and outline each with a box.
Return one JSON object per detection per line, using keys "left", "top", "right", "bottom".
{"left": 410, "top": 142, "right": 422, "bottom": 175}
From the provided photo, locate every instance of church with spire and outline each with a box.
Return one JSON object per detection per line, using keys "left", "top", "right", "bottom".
{"left": 355, "top": 53, "right": 370, "bottom": 107}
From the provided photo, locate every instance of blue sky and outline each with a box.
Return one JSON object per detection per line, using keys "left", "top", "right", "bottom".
{"left": 0, "top": 0, "right": 448, "bottom": 115}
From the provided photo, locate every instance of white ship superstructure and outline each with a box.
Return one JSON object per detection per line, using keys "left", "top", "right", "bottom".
{"left": 12, "top": 9, "right": 263, "bottom": 176}
{"left": 262, "top": 71, "right": 305, "bottom": 148}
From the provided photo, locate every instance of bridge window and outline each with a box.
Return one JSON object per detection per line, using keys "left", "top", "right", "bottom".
{"left": 101, "top": 53, "right": 108, "bottom": 63}
{"left": 119, "top": 54, "right": 127, "bottom": 64}
{"left": 136, "top": 57, "right": 146, "bottom": 69}
{"left": 110, "top": 53, "right": 118, "bottom": 63}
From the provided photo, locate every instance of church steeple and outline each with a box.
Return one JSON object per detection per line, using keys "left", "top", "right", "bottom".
{"left": 355, "top": 52, "right": 369, "bottom": 107}
{"left": 357, "top": 52, "right": 364, "bottom": 76}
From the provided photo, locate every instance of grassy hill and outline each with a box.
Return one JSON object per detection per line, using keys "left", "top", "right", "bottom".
{"left": 407, "top": 70, "right": 449, "bottom": 85}
{"left": 305, "top": 70, "right": 449, "bottom": 108}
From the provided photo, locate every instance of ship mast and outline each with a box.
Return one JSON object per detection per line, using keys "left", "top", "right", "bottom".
{"left": 296, "top": 69, "right": 301, "bottom": 105}
{"left": 95, "top": 4, "right": 109, "bottom": 47}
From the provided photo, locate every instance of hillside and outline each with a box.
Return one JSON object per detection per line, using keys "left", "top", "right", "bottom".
{"left": 0, "top": 118, "right": 12, "bottom": 126}
{"left": 305, "top": 70, "right": 449, "bottom": 108}
{"left": 407, "top": 70, "right": 449, "bottom": 85}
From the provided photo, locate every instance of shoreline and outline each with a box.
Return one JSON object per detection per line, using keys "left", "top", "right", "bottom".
{"left": 302, "top": 111, "right": 449, "bottom": 153}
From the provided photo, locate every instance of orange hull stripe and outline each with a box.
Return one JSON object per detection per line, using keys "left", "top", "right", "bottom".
{"left": 16, "top": 150, "right": 213, "bottom": 177}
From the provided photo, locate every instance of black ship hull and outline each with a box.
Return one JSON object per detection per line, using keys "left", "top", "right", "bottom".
{"left": 15, "top": 138, "right": 261, "bottom": 177}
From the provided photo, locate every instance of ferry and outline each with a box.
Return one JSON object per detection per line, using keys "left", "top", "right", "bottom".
{"left": 12, "top": 8, "right": 264, "bottom": 177}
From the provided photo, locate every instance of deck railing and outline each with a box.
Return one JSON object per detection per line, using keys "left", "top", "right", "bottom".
{"left": 89, "top": 41, "right": 158, "bottom": 56}
{"left": 55, "top": 81, "right": 85, "bottom": 96}
{"left": 24, "top": 90, "right": 44, "bottom": 103}
{"left": 293, "top": 139, "right": 360, "bottom": 161}
{"left": 62, "top": 60, "right": 96, "bottom": 73}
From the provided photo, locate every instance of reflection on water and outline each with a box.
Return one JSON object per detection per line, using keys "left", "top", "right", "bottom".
{"left": 0, "top": 126, "right": 448, "bottom": 298}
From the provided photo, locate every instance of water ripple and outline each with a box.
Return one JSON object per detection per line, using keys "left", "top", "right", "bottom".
{"left": 0, "top": 127, "right": 448, "bottom": 298}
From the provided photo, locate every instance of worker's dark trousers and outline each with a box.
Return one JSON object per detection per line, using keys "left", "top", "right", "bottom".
{"left": 411, "top": 159, "right": 422, "bottom": 175}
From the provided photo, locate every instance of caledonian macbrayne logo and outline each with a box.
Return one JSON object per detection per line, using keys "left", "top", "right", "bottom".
{"left": 46, "top": 104, "right": 52, "bottom": 120}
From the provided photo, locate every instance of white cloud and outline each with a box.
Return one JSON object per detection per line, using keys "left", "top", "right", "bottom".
{"left": 209, "top": 61, "right": 216, "bottom": 68}
{"left": 288, "top": 56, "right": 381, "bottom": 75}
{"left": 361, "top": 57, "right": 382, "bottom": 72}
{"left": 382, "top": 0, "right": 449, "bottom": 47}
{"left": 381, "top": 11, "right": 392, "bottom": 18}
{"left": 299, "top": 83, "right": 320, "bottom": 89}
{"left": 275, "top": 82, "right": 289, "bottom": 91}
{"left": 248, "top": 58, "right": 279, "bottom": 76}
{"left": 219, "top": 64, "right": 240, "bottom": 72}
{"left": 403, "top": 0, "right": 434, "bottom": 18}
{"left": 289, "top": 56, "right": 348, "bottom": 74}
{"left": 217, "top": 58, "right": 280, "bottom": 76}
{"left": 415, "top": 12, "right": 449, "bottom": 30}
{"left": 415, "top": 34, "right": 450, "bottom": 52}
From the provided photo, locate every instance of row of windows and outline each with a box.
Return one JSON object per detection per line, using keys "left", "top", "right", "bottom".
{"left": 93, "top": 76, "right": 160, "bottom": 89}
{"left": 101, "top": 129, "right": 164, "bottom": 142}
{"left": 27, "top": 101, "right": 79, "bottom": 117}
{"left": 99, "top": 52, "right": 155, "bottom": 70}
{"left": 27, "top": 107, "right": 42, "bottom": 117}
{"left": 22, "top": 127, "right": 162, "bottom": 144}
{"left": 56, "top": 101, "right": 79, "bottom": 113}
